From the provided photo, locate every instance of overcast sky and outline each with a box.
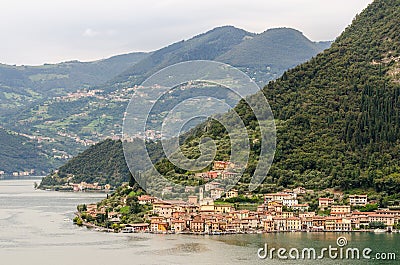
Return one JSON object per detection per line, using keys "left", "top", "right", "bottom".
{"left": 1, "top": 0, "right": 373, "bottom": 66}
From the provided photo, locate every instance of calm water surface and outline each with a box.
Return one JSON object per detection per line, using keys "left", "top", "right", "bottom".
{"left": 0, "top": 179, "right": 398, "bottom": 265}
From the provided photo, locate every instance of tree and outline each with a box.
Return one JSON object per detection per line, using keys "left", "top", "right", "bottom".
{"left": 77, "top": 204, "right": 87, "bottom": 212}
{"left": 369, "top": 221, "right": 385, "bottom": 229}
{"left": 73, "top": 216, "right": 83, "bottom": 226}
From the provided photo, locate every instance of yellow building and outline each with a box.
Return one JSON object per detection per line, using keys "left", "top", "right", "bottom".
{"left": 150, "top": 217, "right": 168, "bottom": 233}
{"left": 331, "top": 205, "right": 351, "bottom": 216}
{"left": 287, "top": 217, "right": 301, "bottom": 231}
{"left": 226, "top": 189, "right": 238, "bottom": 199}
{"left": 214, "top": 204, "right": 234, "bottom": 214}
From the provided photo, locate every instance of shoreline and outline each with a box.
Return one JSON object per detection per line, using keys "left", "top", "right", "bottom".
{"left": 74, "top": 214, "right": 397, "bottom": 235}
{"left": 39, "top": 187, "right": 114, "bottom": 194}
{"left": 0, "top": 176, "right": 44, "bottom": 180}
{"left": 78, "top": 224, "right": 397, "bottom": 235}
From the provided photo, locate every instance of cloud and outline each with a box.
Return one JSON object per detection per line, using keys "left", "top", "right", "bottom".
{"left": 82, "top": 28, "right": 100, "bottom": 37}
{"left": 82, "top": 28, "right": 116, "bottom": 38}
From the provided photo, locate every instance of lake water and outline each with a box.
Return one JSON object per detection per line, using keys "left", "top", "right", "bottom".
{"left": 0, "top": 178, "right": 399, "bottom": 265}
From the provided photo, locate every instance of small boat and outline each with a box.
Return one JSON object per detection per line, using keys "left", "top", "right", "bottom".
{"left": 121, "top": 227, "right": 134, "bottom": 233}
{"left": 373, "top": 228, "right": 386, "bottom": 233}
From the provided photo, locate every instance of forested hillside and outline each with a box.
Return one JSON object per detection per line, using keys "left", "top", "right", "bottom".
{"left": 39, "top": 140, "right": 128, "bottom": 188}
{"left": 39, "top": 139, "right": 163, "bottom": 188}
{"left": 0, "top": 128, "right": 53, "bottom": 174}
{"left": 153, "top": 0, "right": 400, "bottom": 204}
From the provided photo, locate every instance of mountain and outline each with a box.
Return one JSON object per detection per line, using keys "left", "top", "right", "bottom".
{"left": 1, "top": 26, "right": 330, "bottom": 173}
{"left": 0, "top": 128, "right": 53, "bottom": 175}
{"left": 107, "top": 26, "right": 330, "bottom": 90}
{"left": 39, "top": 139, "right": 129, "bottom": 188}
{"left": 104, "top": 26, "right": 254, "bottom": 91}
{"left": 216, "top": 28, "right": 328, "bottom": 70}
{"left": 0, "top": 52, "right": 148, "bottom": 114}
{"left": 41, "top": 0, "right": 400, "bottom": 205}
{"left": 38, "top": 139, "right": 163, "bottom": 189}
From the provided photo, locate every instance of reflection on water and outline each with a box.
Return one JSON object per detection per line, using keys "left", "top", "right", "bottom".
{"left": 0, "top": 179, "right": 399, "bottom": 265}
{"left": 149, "top": 243, "right": 209, "bottom": 256}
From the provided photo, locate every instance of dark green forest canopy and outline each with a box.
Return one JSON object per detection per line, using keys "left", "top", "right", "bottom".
{"left": 154, "top": 0, "right": 400, "bottom": 197}
{"left": 39, "top": 140, "right": 129, "bottom": 188}
{"left": 0, "top": 128, "right": 53, "bottom": 174}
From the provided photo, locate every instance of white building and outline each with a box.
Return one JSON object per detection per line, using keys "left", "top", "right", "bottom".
{"left": 282, "top": 198, "right": 299, "bottom": 207}
{"left": 210, "top": 188, "right": 224, "bottom": 200}
{"left": 265, "top": 193, "right": 298, "bottom": 207}
{"left": 349, "top": 195, "right": 368, "bottom": 206}
{"left": 205, "top": 182, "right": 221, "bottom": 192}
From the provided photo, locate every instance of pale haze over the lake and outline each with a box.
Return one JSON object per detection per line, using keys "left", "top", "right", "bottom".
{"left": 1, "top": 0, "right": 373, "bottom": 65}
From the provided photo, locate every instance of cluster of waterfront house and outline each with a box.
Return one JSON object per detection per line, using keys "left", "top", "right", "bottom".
{"left": 81, "top": 162, "right": 400, "bottom": 233}
{"left": 69, "top": 181, "right": 111, "bottom": 192}
{"left": 145, "top": 192, "right": 400, "bottom": 234}
{"left": 84, "top": 188, "right": 400, "bottom": 234}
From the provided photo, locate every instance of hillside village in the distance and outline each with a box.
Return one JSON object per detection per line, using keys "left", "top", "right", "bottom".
{"left": 0, "top": 85, "right": 163, "bottom": 178}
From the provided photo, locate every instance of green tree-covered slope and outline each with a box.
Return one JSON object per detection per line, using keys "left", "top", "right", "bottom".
{"left": 0, "top": 128, "right": 53, "bottom": 174}
{"left": 39, "top": 139, "right": 129, "bottom": 188}
{"left": 153, "top": 0, "right": 400, "bottom": 203}
{"left": 39, "top": 139, "right": 163, "bottom": 188}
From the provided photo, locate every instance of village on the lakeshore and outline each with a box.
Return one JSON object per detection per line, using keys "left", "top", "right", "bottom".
{"left": 76, "top": 161, "right": 400, "bottom": 234}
